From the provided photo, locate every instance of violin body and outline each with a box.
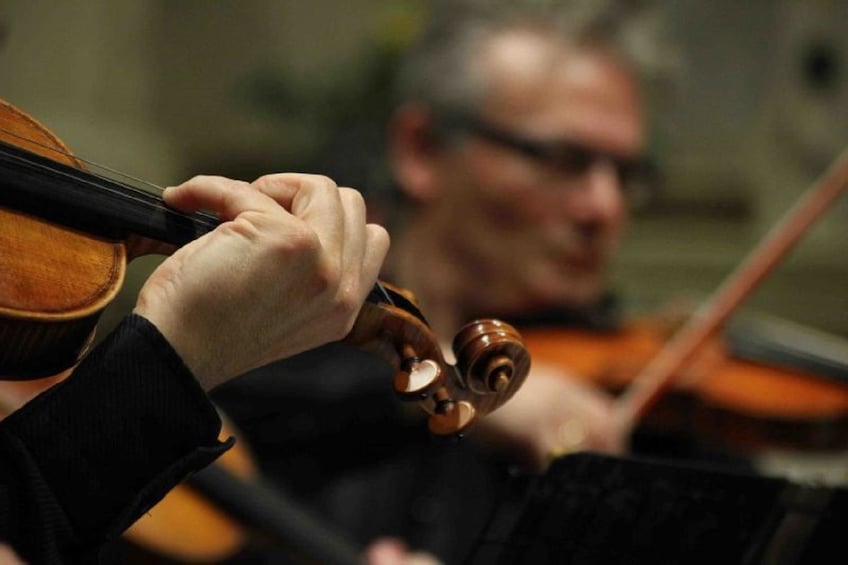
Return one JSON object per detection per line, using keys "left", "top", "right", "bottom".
{"left": 0, "top": 100, "right": 126, "bottom": 378}
{"left": 521, "top": 318, "right": 848, "bottom": 453}
{"left": 523, "top": 145, "right": 848, "bottom": 458}
{"left": 0, "top": 99, "right": 251, "bottom": 561}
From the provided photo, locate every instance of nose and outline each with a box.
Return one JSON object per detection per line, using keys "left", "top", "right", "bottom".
{"left": 560, "top": 159, "right": 624, "bottom": 224}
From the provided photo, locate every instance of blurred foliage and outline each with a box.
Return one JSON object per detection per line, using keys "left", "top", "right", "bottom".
{"left": 230, "top": 1, "right": 427, "bottom": 201}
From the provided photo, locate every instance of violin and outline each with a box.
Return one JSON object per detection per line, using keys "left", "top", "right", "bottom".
{"left": 523, "top": 144, "right": 848, "bottom": 456}
{"left": 0, "top": 96, "right": 529, "bottom": 433}
{"left": 0, "top": 97, "right": 530, "bottom": 561}
{"left": 521, "top": 317, "right": 848, "bottom": 453}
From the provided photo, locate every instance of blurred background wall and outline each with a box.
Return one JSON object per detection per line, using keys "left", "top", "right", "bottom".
{"left": 1, "top": 0, "right": 846, "bottom": 339}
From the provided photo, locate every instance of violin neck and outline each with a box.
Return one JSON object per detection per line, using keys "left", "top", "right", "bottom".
{"left": 0, "top": 140, "right": 215, "bottom": 247}
{"left": 0, "top": 140, "right": 407, "bottom": 305}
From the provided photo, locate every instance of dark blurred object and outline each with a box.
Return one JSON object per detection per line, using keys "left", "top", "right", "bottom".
{"left": 466, "top": 452, "right": 848, "bottom": 564}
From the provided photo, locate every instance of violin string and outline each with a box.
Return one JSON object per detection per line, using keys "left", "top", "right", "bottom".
{"left": 0, "top": 125, "right": 166, "bottom": 195}
{"left": 0, "top": 141, "right": 200, "bottom": 220}
{"left": 0, "top": 129, "right": 218, "bottom": 226}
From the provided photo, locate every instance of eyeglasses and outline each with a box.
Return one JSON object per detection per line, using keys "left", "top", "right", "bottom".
{"left": 445, "top": 115, "right": 657, "bottom": 205}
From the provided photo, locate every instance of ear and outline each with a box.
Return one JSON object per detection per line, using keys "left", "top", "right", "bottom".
{"left": 387, "top": 103, "right": 444, "bottom": 204}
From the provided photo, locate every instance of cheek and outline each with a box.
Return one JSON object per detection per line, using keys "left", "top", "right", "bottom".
{"left": 606, "top": 202, "right": 628, "bottom": 241}
{"left": 472, "top": 171, "right": 551, "bottom": 228}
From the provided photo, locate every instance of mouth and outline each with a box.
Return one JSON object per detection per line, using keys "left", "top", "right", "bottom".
{"left": 555, "top": 249, "right": 604, "bottom": 272}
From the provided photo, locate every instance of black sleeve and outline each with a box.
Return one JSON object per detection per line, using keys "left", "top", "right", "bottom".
{"left": 0, "top": 314, "right": 232, "bottom": 564}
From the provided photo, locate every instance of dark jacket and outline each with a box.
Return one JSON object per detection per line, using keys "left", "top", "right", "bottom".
{"left": 0, "top": 314, "right": 229, "bottom": 564}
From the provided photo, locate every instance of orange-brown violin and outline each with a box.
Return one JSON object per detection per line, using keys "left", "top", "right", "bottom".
{"left": 522, "top": 145, "right": 848, "bottom": 454}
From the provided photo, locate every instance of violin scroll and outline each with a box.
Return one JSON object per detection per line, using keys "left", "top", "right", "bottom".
{"left": 453, "top": 319, "right": 529, "bottom": 395}
{"left": 345, "top": 283, "right": 530, "bottom": 436}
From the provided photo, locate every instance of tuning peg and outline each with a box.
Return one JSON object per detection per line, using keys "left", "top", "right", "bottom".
{"left": 393, "top": 345, "right": 443, "bottom": 397}
{"left": 427, "top": 388, "right": 477, "bottom": 436}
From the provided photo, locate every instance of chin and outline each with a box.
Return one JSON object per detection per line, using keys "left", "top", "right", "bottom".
{"left": 533, "top": 275, "right": 605, "bottom": 309}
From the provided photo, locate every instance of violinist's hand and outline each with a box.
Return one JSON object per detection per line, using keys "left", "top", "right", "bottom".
{"left": 473, "top": 363, "right": 626, "bottom": 472}
{"left": 0, "top": 543, "right": 25, "bottom": 565}
{"left": 134, "top": 173, "right": 389, "bottom": 391}
{"left": 363, "top": 538, "right": 443, "bottom": 565}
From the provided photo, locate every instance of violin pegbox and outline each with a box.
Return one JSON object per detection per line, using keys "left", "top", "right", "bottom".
{"left": 345, "top": 283, "right": 530, "bottom": 436}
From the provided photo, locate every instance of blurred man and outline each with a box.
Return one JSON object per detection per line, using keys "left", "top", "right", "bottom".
{"left": 384, "top": 0, "right": 667, "bottom": 469}
{"left": 215, "top": 1, "right": 672, "bottom": 562}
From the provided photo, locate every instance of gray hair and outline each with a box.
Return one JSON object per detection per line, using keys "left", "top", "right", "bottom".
{"left": 394, "top": 0, "right": 676, "bottom": 118}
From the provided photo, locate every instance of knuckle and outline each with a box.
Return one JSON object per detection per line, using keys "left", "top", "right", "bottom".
{"left": 284, "top": 225, "right": 323, "bottom": 255}
{"left": 291, "top": 240, "right": 340, "bottom": 298}
{"left": 188, "top": 174, "right": 226, "bottom": 186}
{"left": 252, "top": 173, "right": 273, "bottom": 186}
{"left": 223, "top": 215, "right": 262, "bottom": 240}
{"left": 315, "top": 260, "right": 342, "bottom": 294}
{"left": 232, "top": 178, "right": 254, "bottom": 191}
{"left": 317, "top": 174, "right": 338, "bottom": 189}
{"left": 340, "top": 186, "right": 365, "bottom": 206}
{"left": 331, "top": 299, "right": 360, "bottom": 338}
{"left": 369, "top": 223, "right": 390, "bottom": 246}
{"left": 251, "top": 173, "right": 279, "bottom": 192}
{"left": 308, "top": 174, "right": 338, "bottom": 193}
{"left": 265, "top": 225, "right": 324, "bottom": 275}
{"left": 178, "top": 174, "right": 213, "bottom": 191}
{"left": 336, "top": 285, "right": 360, "bottom": 316}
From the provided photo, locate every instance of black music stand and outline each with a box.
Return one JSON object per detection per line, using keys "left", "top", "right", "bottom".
{"left": 464, "top": 452, "right": 846, "bottom": 564}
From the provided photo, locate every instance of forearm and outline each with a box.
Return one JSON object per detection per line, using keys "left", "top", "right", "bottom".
{"left": 0, "top": 314, "right": 230, "bottom": 563}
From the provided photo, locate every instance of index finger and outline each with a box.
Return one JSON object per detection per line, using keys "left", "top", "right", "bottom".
{"left": 163, "top": 175, "right": 285, "bottom": 222}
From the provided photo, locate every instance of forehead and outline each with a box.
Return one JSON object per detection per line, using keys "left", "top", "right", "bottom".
{"left": 477, "top": 30, "right": 646, "bottom": 154}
